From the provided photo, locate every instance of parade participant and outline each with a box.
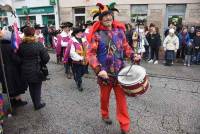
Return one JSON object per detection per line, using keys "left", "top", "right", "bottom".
{"left": 84, "top": 20, "right": 93, "bottom": 76}
{"left": 69, "top": 28, "right": 88, "bottom": 91}
{"left": 84, "top": 20, "right": 93, "bottom": 36}
{"left": 34, "top": 24, "right": 45, "bottom": 46}
{"left": 57, "top": 22, "right": 73, "bottom": 78}
{"left": 163, "top": 28, "right": 179, "bottom": 66}
{"left": 51, "top": 30, "right": 61, "bottom": 64}
{"left": 18, "top": 27, "right": 50, "bottom": 110}
{"left": 0, "top": 27, "right": 28, "bottom": 108}
{"left": 87, "top": 2, "right": 140, "bottom": 134}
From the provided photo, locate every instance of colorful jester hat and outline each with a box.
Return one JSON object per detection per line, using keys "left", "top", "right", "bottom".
{"left": 91, "top": 2, "right": 119, "bottom": 20}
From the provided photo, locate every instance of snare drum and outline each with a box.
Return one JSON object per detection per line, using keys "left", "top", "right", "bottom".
{"left": 118, "top": 65, "right": 150, "bottom": 97}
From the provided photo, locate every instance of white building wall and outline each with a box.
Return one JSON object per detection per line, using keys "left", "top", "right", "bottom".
{"left": 5, "top": 0, "right": 59, "bottom": 28}
{"left": 60, "top": 0, "right": 200, "bottom": 7}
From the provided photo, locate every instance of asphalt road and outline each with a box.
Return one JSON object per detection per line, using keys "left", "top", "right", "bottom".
{"left": 3, "top": 53, "right": 200, "bottom": 134}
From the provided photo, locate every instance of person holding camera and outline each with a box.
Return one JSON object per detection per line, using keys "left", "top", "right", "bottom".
{"left": 18, "top": 27, "right": 50, "bottom": 110}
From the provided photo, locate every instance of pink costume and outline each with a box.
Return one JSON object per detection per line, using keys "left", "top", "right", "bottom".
{"left": 56, "top": 31, "right": 72, "bottom": 58}
{"left": 35, "top": 33, "right": 45, "bottom": 46}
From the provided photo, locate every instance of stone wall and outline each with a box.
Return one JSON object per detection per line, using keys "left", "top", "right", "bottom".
{"left": 114, "top": 5, "right": 131, "bottom": 23}
{"left": 60, "top": 7, "right": 73, "bottom": 23}
{"left": 184, "top": 3, "right": 200, "bottom": 27}
{"left": 147, "top": 4, "right": 166, "bottom": 37}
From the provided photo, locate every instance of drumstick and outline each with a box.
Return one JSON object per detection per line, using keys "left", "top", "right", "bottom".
{"left": 108, "top": 73, "right": 132, "bottom": 77}
{"left": 125, "top": 63, "right": 134, "bottom": 76}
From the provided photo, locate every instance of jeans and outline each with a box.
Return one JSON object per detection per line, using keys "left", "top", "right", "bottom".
{"left": 193, "top": 49, "right": 200, "bottom": 64}
{"left": 184, "top": 55, "right": 192, "bottom": 65}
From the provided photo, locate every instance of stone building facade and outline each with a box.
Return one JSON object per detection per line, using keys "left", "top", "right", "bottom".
{"left": 59, "top": 0, "right": 200, "bottom": 35}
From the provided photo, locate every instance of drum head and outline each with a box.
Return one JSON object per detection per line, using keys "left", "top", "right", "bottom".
{"left": 118, "top": 65, "right": 146, "bottom": 85}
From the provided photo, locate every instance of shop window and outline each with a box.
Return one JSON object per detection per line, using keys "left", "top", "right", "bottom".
{"left": 74, "top": 8, "right": 85, "bottom": 14}
{"left": 73, "top": 7, "right": 85, "bottom": 28}
{"left": 131, "top": 5, "right": 148, "bottom": 24}
{"left": 42, "top": 15, "right": 55, "bottom": 26}
{"left": 19, "top": 16, "right": 36, "bottom": 27}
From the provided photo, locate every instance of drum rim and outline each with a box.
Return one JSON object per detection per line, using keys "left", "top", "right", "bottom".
{"left": 118, "top": 65, "right": 146, "bottom": 85}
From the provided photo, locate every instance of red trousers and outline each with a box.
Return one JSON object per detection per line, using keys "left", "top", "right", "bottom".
{"left": 99, "top": 83, "right": 130, "bottom": 132}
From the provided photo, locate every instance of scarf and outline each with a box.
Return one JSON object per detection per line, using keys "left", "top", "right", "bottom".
{"left": 87, "top": 20, "right": 126, "bottom": 43}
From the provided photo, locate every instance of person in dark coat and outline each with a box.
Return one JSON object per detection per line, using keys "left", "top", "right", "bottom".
{"left": 193, "top": 29, "right": 200, "bottom": 64}
{"left": 0, "top": 28, "right": 27, "bottom": 107}
{"left": 189, "top": 27, "right": 195, "bottom": 40}
{"left": 125, "top": 23, "right": 133, "bottom": 47}
{"left": 18, "top": 27, "right": 50, "bottom": 110}
{"left": 146, "top": 25, "right": 161, "bottom": 64}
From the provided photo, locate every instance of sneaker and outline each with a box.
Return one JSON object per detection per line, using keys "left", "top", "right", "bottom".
{"left": 102, "top": 118, "right": 112, "bottom": 125}
{"left": 172, "top": 61, "right": 174, "bottom": 65}
{"left": 184, "top": 63, "right": 186, "bottom": 66}
{"left": 154, "top": 60, "right": 158, "bottom": 64}
{"left": 148, "top": 59, "right": 153, "bottom": 63}
{"left": 187, "top": 64, "right": 190, "bottom": 67}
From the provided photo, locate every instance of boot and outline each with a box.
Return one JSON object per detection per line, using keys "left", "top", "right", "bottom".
{"left": 34, "top": 103, "right": 46, "bottom": 110}
{"left": 102, "top": 118, "right": 112, "bottom": 125}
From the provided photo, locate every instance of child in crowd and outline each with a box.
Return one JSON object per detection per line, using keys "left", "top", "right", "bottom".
{"left": 184, "top": 41, "right": 193, "bottom": 67}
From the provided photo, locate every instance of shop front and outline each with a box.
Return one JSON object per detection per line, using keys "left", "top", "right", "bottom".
{"left": 0, "top": 10, "right": 8, "bottom": 28}
{"left": 16, "top": 6, "right": 55, "bottom": 27}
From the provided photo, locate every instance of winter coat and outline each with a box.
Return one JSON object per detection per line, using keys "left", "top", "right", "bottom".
{"left": 163, "top": 35, "right": 179, "bottom": 51}
{"left": 178, "top": 32, "right": 190, "bottom": 48}
{"left": 193, "top": 36, "right": 200, "bottom": 51}
{"left": 146, "top": 33, "right": 161, "bottom": 48}
{"left": 0, "top": 39, "right": 27, "bottom": 97}
{"left": 18, "top": 37, "right": 50, "bottom": 83}
{"left": 185, "top": 45, "right": 193, "bottom": 55}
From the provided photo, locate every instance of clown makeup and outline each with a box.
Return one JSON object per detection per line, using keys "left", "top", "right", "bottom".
{"left": 101, "top": 13, "right": 113, "bottom": 29}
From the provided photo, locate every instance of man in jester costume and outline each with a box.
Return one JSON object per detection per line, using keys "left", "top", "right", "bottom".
{"left": 87, "top": 2, "right": 141, "bottom": 134}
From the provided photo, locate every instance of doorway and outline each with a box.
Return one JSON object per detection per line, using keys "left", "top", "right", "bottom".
{"left": 165, "top": 5, "right": 186, "bottom": 32}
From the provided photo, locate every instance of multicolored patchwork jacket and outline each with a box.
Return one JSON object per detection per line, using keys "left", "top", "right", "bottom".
{"left": 87, "top": 21, "right": 134, "bottom": 75}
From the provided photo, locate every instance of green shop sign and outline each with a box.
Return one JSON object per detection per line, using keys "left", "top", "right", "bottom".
{"left": 16, "top": 6, "right": 54, "bottom": 15}
{"left": 50, "top": 0, "right": 56, "bottom": 5}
